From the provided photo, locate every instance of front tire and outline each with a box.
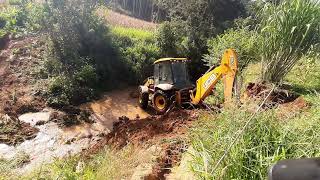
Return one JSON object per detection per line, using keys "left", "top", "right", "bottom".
{"left": 153, "top": 90, "right": 170, "bottom": 114}
{"left": 139, "top": 92, "right": 149, "bottom": 110}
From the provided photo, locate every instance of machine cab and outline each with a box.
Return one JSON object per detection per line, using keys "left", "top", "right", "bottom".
{"left": 153, "top": 58, "right": 192, "bottom": 90}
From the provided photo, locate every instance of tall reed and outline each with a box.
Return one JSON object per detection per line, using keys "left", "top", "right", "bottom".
{"left": 259, "top": 0, "right": 320, "bottom": 83}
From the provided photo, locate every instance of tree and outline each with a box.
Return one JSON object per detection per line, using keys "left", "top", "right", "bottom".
{"left": 155, "top": 0, "right": 248, "bottom": 80}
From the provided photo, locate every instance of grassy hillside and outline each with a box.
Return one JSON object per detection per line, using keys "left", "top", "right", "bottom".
{"left": 189, "top": 58, "right": 320, "bottom": 179}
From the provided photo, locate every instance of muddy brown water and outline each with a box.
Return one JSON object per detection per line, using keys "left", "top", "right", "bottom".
{"left": 0, "top": 88, "right": 151, "bottom": 174}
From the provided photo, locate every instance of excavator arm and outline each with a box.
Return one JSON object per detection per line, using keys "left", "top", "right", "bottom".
{"left": 190, "top": 49, "right": 238, "bottom": 105}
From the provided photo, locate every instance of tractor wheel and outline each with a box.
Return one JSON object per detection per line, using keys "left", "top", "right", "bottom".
{"left": 139, "top": 92, "right": 149, "bottom": 110}
{"left": 153, "top": 90, "right": 170, "bottom": 114}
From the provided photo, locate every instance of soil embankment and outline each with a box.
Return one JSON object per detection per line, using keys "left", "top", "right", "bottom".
{"left": 0, "top": 36, "right": 46, "bottom": 146}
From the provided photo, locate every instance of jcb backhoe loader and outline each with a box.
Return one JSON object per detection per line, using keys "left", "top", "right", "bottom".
{"left": 138, "top": 49, "right": 238, "bottom": 113}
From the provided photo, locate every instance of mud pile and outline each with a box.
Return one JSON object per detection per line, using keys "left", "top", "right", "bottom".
{"left": 0, "top": 115, "right": 38, "bottom": 145}
{"left": 84, "top": 109, "right": 198, "bottom": 179}
{"left": 147, "top": 140, "right": 188, "bottom": 180}
{"left": 108, "top": 110, "right": 197, "bottom": 148}
{"left": 245, "top": 83, "right": 299, "bottom": 106}
{"left": 87, "top": 110, "right": 198, "bottom": 153}
{"left": 0, "top": 36, "right": 46, "bottom": 145}
{"left": 0, "top": 36, "right": 46, "bottom": 117}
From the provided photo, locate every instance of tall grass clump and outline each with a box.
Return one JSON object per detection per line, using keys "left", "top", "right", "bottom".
{"left": 189, "top": 101, "right": 320, "bottom": 179}
{"left": 259, "top": 0, "right": 320, "bottom": 83}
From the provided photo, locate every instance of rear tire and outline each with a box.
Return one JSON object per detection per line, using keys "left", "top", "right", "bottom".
{"left": 153, "top": 90, "right": 170, "bottom": 114}
{"left": 139, "top": 92, "right": 149, "bottom": 110}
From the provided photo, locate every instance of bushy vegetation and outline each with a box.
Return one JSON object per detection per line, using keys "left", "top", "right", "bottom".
{"left": 111, "top": 26, "right": 160, "bottom": 83}
{"left": 204, "top": 27, "right": 260, "bottom": 72}
{"left": 155, "top": 0, "right": 249, "bottom": 79}
{"left": 38, "top": 0, "right": 162, "bottom": 106}
{"left": 0, "top": 0, "right": 44, "bottom": 38}
{"left": 39, "top": 0, "right": 116, "bottom": 106}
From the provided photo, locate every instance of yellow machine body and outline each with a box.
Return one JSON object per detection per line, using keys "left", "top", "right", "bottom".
{"left": 190, "top": 49, "right": 238, "bottom": 105}
{"left": 138, "top": 49, "right": 238, "bottom": 113}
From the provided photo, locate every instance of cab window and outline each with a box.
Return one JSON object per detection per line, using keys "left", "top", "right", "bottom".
{"left": 158, "top": 63, "right": 173, "bottom": 84}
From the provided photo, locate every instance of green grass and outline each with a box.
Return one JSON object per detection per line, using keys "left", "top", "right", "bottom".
{"left": 188, "top": 56, "right": 320, "bottom": 179}
{"left": 111, "top": 26, "right": 154, "bottom": 41}
{"left": 18, "top": 145, "right": 157, "bottom": 180}
{"left": 110, "top": 25, "right": 160, "bottom": 83}
{"left": 189, "top": 98, "right": 320, "bottom": 179}
{"left": 285, "top": 56, "right": 320, "bottom": 100}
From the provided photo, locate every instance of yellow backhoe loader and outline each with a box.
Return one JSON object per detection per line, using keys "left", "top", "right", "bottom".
{"left": 138, "top": 49, "right": 238, "bottom": 114}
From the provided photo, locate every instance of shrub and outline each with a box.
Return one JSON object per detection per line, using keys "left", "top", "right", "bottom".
{"left": 42, "top": 0, "right": 97, "bottom": 71}
{"left": 155, "top": 0, "right": 249, "bottom": 80}
{"left": 47, "top": 76, "right": 74, "bottom": 107}
{"left": 111, "top": 27, "right": 160, "bottom": 83}
{"left": 156, "top": 21, "right": 180, "bottom": 57}
{"left": 0, "top": 6, "right": 23, "bottom": 35}
{"left": 259, "top": 0, "right": 320, "bottom": 83}
{"left": 0, "top": 1, "right": 45, "bottom": 36}
{"left": 74, "top": 64, "right": 98, "bottom": 88}
{"left": 42, "top": 0, "right": 132, "bottom": 106}
{"left": 204, "top": 27, "right": 260, "bottom": 72}
{"left": 42, "top": 1, "right": 162, "bottom": 106}
{"left": 47, "top": 65, "right": 98, "bottom": 107}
